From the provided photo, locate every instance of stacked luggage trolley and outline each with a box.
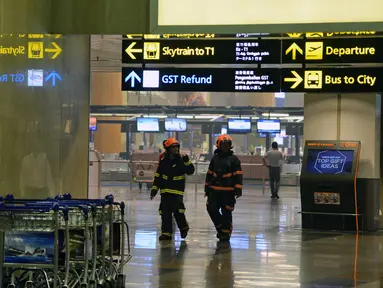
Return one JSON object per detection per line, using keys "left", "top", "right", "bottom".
{"left": 0, "top": 193, "right": 131, "bottom": 288}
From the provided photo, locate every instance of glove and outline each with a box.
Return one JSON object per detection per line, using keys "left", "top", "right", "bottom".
{"left": 181, "top": 153, "right": 189, "bottom": 162}
{"left": 150, "top": 189, "right": 158, "bottom": 200}
{"left": 235, "top": 188, "right": 242, "bottom": 198}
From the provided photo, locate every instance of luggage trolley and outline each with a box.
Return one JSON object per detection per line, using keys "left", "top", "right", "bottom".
{"left": 0, "top": 201, "right": 65, "bottom": 288}
{"left": 1, "top": 194, "right": 131, "bottom": 288}
{"left": 54, "top": 194, "right": 132, "bottom": 288}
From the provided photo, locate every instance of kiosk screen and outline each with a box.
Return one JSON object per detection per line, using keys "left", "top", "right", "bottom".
{"left": 305, "top": 149, "right": 354, "bottom": 174}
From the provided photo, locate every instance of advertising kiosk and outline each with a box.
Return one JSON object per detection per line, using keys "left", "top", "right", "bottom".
{"left": 300, "top": 140, "right": 361, "bottom": 231}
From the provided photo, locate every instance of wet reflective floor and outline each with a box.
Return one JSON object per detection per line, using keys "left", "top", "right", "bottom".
{"left": 97, "top": 184, "right": 383, "bottom": 287}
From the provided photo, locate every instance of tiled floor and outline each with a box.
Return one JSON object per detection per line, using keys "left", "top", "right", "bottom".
{"left": 97, "top": 184, "right": 383, "bottom": 287}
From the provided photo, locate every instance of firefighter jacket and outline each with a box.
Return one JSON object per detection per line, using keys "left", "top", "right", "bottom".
{"left": 151, "top": 154, "right": 195, "bottom": 197}
{"left": 205, "top": 149, "right": 243, "bottom": 196}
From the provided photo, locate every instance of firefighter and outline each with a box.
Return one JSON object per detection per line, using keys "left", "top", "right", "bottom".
{"left": 205, "top": 134, "right": 243, "bottom": 241}
{"left": 150, "top": 138, "right": 195, "bottom": 240}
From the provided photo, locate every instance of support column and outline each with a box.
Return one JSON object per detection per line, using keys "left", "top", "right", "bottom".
{"left": 304, "top": 93, "right": 381, "bottom": 230}
{"left": 91, "top": 72, "right": 123, "bottom": 154}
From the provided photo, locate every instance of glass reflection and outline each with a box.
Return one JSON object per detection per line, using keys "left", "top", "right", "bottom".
{"left": 158, "top": 241, "right": 188, "bottom": 287}
{"left": 229, "top": 234, "right": 249, "bottom": 250}
{"left": 134, "top": 230, "right": 157, "bottom": 249}
{"left": 205, "top": 241, "right": 234, "bottom": 288}
{"left": 20, "top": 125, "right": 55, "bottom": 197}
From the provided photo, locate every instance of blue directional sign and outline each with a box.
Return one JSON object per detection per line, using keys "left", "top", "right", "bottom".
{"left": 121, "top": 67, "right": 280, "bottom": 92}
{"left": 45, "top": 71, "right": 62, "bottom": 87}
{"left": 314, "top": 150, "right": 347, "bottom": 174}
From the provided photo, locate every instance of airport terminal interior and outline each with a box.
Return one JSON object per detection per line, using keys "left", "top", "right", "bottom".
{"left": 1, "top": 18, "right": 383, "bottom": 288}
{"left": 86, "top": 35, "right": 382, "bottom": 287}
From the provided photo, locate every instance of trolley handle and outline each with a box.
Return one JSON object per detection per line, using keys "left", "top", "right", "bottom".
{"left": 57, "top": 199, "right": 107, "bottom": 206}
{"left": 8, "top": 200, "right": 107, "bottom": 208}
{"left": 78, "top": 205, "right": 89, "bottom": 220}
{"left": 90, "top": 204, "right": 97, "bottom": 215}
{"left": 105, "top": 194, "right": 114, "bottom": 204}
{"left": 120, "top": 202, "right": 125, "bottom": 216}
{"left": 0, "top": 203, "right": 59, "bottom": 212}
{"left": 61, "top": 206, "right": 70, "bottom": 221}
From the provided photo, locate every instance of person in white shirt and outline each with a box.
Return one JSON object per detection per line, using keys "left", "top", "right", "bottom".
{"left": 263, "top": 142, "right": 283, "bottom": 199}
{"left": 19, "top": 141, "right": 55, "bottom": 198}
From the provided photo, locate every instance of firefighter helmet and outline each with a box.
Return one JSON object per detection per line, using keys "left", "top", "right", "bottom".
{"left": 216, "top": 134, "right": 233, "bottom": 149}
{"left": 164, "top": 138, "right": 180, "bottom": 149}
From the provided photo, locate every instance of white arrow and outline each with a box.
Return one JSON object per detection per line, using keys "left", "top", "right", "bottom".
{"left": 124, "top": 71, "right": 141, "bottom": 88}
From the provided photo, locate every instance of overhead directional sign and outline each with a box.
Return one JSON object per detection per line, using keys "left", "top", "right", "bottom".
{"left": 283, "top": 38, "right": 383, "bottom": 63}
{"left": 122, "top": 39, "right": 281, "bottom": 64}
{"left": 123, "top": 37, "right": 383, "bottom": 65}
{"left": 121, "top": 68, "right": 281, "bottom": 92}
{"left": 123, "top": 31, "right": 381, "bottom": 40}
{"left": 122, "top": 67, "right": 383, "bottom": 93}
{"left": 282, "top": 68, "right": 383, "bottom": 93}
{"left": 283, "top": 31, "right": 379, "bottom": 38}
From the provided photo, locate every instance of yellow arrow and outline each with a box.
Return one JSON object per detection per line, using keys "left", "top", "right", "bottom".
{"left": 287, "top": 33, "right": 302, "bottom": 38}
{"left": 45, "top": 42, "right": 62, "bottom": 59}
{"left": 285, "top": 42, "right": 303, "bottom": 60}
{"left": 125, "top": 42, "right": 143, "bottom": 59}
{"left": 125, "top": 34, "right": 142, "bottom": 39}
{"left": 284, "top": 71, "right": 303, "bottom": 89}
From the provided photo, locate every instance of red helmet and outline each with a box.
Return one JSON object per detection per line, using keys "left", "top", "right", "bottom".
{"left": 164, "top": 138, "right": 180, "bottom": 149}
{"left": 216, "top": 134, "right": 233, "bottom": 149}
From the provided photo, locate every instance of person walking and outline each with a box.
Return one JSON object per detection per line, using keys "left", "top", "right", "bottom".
{"left": 205, "top": 134, "right": 243, "bottom": 241}
{"left": 263, "top": 141, "right": 283, "bottom": 199}
{"left": 150, "top": 138, "right": 195, "bottom": 240}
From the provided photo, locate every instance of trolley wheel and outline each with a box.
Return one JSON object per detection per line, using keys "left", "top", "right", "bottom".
{"left": 116, "top": 274, "right": 126, "bottom": 288}
{"left": 138, "top": 183, "right": 142, "bottom": 190}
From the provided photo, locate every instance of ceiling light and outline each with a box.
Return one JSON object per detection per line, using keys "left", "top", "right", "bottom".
{"left": 227, "top": 116, "right": 251, "bottom": 119}
{"left": 90, "top": 113, "right": 135, "bottom": 117}
{"left": 143, "top": 115, "right": 167, "bottom": 118}
{"left": 194, "top": 115, "right": 219, "bottom": 119}
{"left": 176, "top": 115, "right": 193, "bottom": 119}
{"left": 279, "top": 116, "right": 304, "bottom": 120}
{"left": 261, "top": 113, "right": 289, "bottom": 117}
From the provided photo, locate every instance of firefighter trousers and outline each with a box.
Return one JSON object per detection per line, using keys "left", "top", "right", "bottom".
{"left": 206, "top": 191, "right": 236, "bottom": 236}
{"left": 159, "top": 193, "right": 189, "bottom": 236}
